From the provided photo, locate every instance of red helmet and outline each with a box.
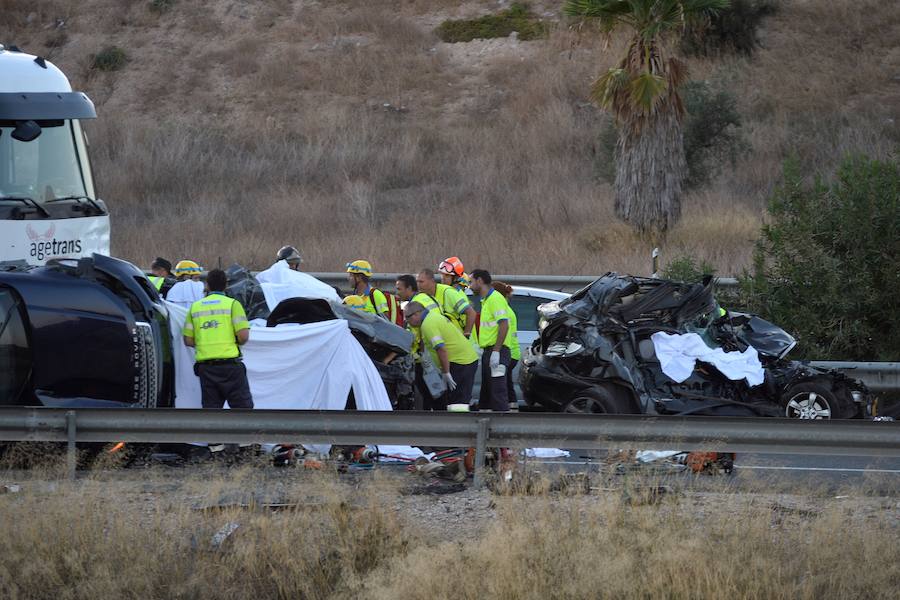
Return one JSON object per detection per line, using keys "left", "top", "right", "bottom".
{"left": 438, "top": 256, "right": 464, "bottom": 277}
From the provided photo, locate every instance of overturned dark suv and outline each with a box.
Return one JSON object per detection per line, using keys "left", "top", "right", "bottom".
{"left": 520, "top": 273, "right": 870, "bottom": 419}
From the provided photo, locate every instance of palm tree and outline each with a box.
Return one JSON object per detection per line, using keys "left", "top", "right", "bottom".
{"left": 564, "top": 0, "right": 728, "bottom": 232}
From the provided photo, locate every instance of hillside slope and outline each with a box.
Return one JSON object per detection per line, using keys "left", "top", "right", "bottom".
{"left": 3, "top": 0, "right": 898, "bottom": 274}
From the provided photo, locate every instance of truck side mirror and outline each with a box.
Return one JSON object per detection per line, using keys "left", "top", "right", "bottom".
{"left": 11, "top": 120, "right": 42, "bottom": 142}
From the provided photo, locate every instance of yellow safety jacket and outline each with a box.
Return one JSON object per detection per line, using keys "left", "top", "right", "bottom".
{"left": 182, "top": 293, "right": 249, "bottom": 362}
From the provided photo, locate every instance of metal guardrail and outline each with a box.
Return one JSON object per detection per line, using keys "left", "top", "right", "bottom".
{"left": 1, "top": 408, "right": 897, "bottom": 483}
{"left": 810, "top": 362, "right": 900, "bottom": 393}
{"left": 306, "top": 272, "right": 740, "bottom": 293}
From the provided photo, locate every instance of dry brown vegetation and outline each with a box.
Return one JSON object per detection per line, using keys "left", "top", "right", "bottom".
{"left": 2, "top": 0, "right": 898, "bottom": 275}
{"left": 0, "top": 460, "right": 898, "bottom": 599}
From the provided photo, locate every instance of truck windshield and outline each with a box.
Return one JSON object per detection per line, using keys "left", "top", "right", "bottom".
{"left": 0, "top": 120, "right": 95, "bottom": 204}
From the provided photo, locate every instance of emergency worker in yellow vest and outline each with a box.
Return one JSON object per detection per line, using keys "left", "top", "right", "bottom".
{"left": 148, "top": 257, "right": 175, "bottom": 298}
{"left": 470, "top": 269, "right": 512, "bottom": 412}
{"left": 182, "top": 269, "right": 253, "bottom": 409}
{"left": 416, "top": 268, "right": 477, "bottom": 339}
{"left": 492, "top": 280, "right": 521, "bottom": 406}
{"left": 404, "top": 301, "right": 479, "bottom": 409}
{"left": 395, "top": 274, "right": 441, "bottom": 410}
{"left": 346, "top": 259, "right": 398, "bottom": 321}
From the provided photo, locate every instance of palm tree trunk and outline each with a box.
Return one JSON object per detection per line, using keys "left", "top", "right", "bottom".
{"left": 614, "top": 109, "right": 686, "bottom": 232}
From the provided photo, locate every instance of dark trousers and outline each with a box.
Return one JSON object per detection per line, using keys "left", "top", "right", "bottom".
{"left": 507, "top": 358, "right": 519, "bottom": 405}
{"left": 197, "top": 361, "right": 254, "bottom": 409}
{"left": 448, "top": 361, "right": 478, "bottom": 406}
{"left": 480, "top": 346, "right": 512, "bottom": 412}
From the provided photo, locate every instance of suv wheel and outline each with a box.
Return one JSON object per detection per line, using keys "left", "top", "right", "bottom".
{"left": 563, "top": 386, "right": 634, "bottom": 414}
{"left": 782, "top": 381, "right": 853, "bottom": 419}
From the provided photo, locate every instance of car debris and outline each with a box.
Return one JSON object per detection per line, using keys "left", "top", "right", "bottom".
{"left": 521, "top": 273, "right": 870, "bottom": 419}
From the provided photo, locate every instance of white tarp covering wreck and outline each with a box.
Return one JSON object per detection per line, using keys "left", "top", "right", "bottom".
{"left": 166, "top": 302, "right": 391, "bottom": 411}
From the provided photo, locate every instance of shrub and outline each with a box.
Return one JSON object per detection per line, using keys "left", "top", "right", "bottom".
{"left": 598, "top": 80, "right": 743, "bottom": 188}
{"left": 682, "top": 80, "right": 743, "bottom": 187}
{"left": 91, "top": 46, "right": 128, "bottom": 71}
{"left": 739, "top": 155, "right": 900, "bottom": 360}
{"left": 682, "top": 0, "right": 778, "bottom": 56}
{"left": 663, "top": 255, "right": 716, "bottom": 283}
{"left": 435, "top": 2, "right": 548, "bottom": 43}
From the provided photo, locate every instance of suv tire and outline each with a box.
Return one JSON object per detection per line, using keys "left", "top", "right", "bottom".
{"left": 781, "top": 380, "right": 854, "bottom": 419}
{"left": 563, "top": 386, "right": 634, "bottom": 414}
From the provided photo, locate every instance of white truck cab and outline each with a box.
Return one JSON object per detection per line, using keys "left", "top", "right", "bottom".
{"left": 0, "top": 45, "right": 110, "bottom": 264}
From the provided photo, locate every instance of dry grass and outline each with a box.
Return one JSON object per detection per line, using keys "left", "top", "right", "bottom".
{"left": 1, "top": 0, "right": 898, "bottom": 275}
{"left": 0, "top": 459, "right": 897, "bottom": 599}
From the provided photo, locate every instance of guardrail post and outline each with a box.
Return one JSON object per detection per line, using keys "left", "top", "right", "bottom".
{"left": 66, "top": 410, "right": 76, "bottom": 481}
{"left": 473, "top": 418, "right": 490, "bottom": 489}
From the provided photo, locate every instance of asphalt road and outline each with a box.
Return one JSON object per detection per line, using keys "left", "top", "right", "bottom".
{"left": 528, "top": 450, "right": 900, "bottom": 495}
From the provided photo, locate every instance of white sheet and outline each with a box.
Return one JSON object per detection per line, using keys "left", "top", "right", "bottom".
{"left": 166, "top": 280, "right": 204, "bottom": 308}
{"left": 256, "top": 261, "right": 340, "bottom": 305}
{"left": 166, "top": 302, "right": 390, "bottom": 411}
{"left": 525, "top": 448, "right": 571, "bottom": 458}
{"left": 651, "top": 331, "right": 764, "bottom": 387}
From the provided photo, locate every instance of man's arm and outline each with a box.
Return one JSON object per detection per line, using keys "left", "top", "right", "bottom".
{"left": 493, "top": 319, "right": 509, "bottom": 351}
{"left": 463, "top": 305, "right": 477, "bottom": 337}
{"left": 232, "top": 301, "right": 250, "bottom": 345}
{"left": 183, "top": 335, "right": 195, "bottom": 347}
{"left": 435, "top": 345, "right": 450, "bottom": 374}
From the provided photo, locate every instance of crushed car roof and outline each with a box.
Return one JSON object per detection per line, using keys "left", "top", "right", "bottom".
{"left": 560, "top": 272, "right": 717, "bottom": 329}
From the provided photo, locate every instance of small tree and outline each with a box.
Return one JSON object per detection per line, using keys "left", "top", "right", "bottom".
{"left": 564, "top": 0, "right": 729, "bottom": 233}
{"left": 741, "top": 155, "right": 900, "bottom": 360}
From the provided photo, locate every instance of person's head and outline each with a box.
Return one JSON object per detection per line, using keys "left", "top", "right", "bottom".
{"left": 277, "top": 245, "right": 302, "bottom": 271}
{"left": 174, "top": 259, "right": 202, "bottom": 281}
{"left": 150, "top": 257, "right": 172, "bottom": 278}
{"left": 206, "top": 268, "right": 227, "bottom": 293}
{"left": 395, "top": 274, "right": 417, "bottom": 301}
{"left": 469, "top": 269, "right": 492, "bottom": 296}
{"left": 492, "top": 281, "right": 513, "bottom": 299}
{"left": 346, "top": 260, "right": 372, "bottom": 289}
{"left": 456, "top": 272, "right": 471, "bottom": 290}
{"left": 342, "top": 295, "right": 367, "bottom": 311}
{"left": 403, "top": 301, "right": 427, "bottom": 327}
{"left": 438, "top": 256, "right": 464, "bottom": 286}
{"left": 416, "top": 268, "right": 437, "bottom": 296}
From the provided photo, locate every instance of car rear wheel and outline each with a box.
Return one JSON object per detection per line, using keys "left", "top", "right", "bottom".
{"left": 563, "top": 386, "right": 634, "bottom": 415}
{"left": 782, "top": 381, "right": 853, "bottom": 419}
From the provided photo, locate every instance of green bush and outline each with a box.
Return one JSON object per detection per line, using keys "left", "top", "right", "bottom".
{"left": 597, "top": 80, "right": 743, "bottom": 188}
{"left": 663, "top": 255, "right": 716, "bottom": 283}
{"left": 91, "top": 46, "right": 128, "bottom": 71}
{"left": 682, "top": 80, "right": 743, "bottom": 187}
{"left": 435, "top": 3, "right": 548, "bottom": 43}
{"left": 682, "top": 0, "right": 778, "bottom": 56}
{"left": 739, "top": 155, "right": 900, "bottom": 360}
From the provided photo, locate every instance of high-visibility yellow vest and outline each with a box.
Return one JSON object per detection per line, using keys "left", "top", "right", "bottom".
{"left": 477, "top": 289, "right": 510, "bottom": 349}
{"left": 148, "top": 275, "right": 164, "bottom": 291}
{"left": 182, "top": 293, "right": 249, "bottom": 362}
{"left": 434, "top": 283, "right": 470, "bottom": 332}
{"left": 419, "top": 309, "right": 478, "bottom": 367}
{"left": 505, "top": 307, "right": 521, "bottom": 360}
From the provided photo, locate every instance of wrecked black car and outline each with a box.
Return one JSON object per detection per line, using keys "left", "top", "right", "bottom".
{"left": 520, "top": 273, "right": 870, "bottom": 419}
{"left": 226, "top": 266, "right": 415, "bottom": 409}
{"left": 0, "top": 254, "right": 174, "bottom": 408}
